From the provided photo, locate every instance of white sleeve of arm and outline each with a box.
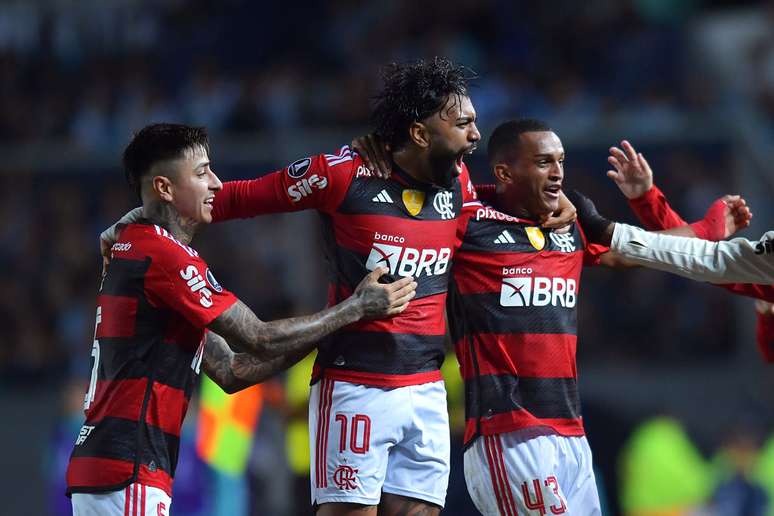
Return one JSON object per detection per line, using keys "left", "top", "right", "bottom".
{"left": 611, "top": 223, "right": 774, "bottom": 284}
{"left": 100, "top": 207, "right": 143, "bottom": 243}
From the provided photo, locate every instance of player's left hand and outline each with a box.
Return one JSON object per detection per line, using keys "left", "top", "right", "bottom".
{"left": 351, "top": 133, "right": 392, "bottom": 179}
{"left": 542, "top": 190, "right": 577, "bottom": 230}
{"left": 690, "top": 194, "right": 752, "bottom": 240}
{"left": 606, "top": 140, "right": 654, "bottom": 200}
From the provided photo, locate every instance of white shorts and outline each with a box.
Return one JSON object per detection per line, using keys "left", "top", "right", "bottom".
{"left": 464, "top": 427, "right": 601, "bottom": 516}
{"left": 309, "top": 378, "right": 450, "bottom": 507}
{"left": 71, "top": 483, "right": 171, "bottom": 515}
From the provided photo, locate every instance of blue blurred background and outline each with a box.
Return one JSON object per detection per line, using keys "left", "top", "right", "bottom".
{"left": 2, "top": 0, "right": 774, "bottom": 514}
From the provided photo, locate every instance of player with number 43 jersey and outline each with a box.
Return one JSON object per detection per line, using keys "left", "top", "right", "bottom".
{"left": 447, "top": 119, "right": 748, "bottom": 516}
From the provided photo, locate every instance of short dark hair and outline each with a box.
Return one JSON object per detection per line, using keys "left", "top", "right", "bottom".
{"left": 123, "top": 123, "right": 210, "bottom": 198}
{"left": 371, "top": 57, "right": 476, "bottom": 149}
{"left": 487, "top": 118, "right": 551, "bottom": 166}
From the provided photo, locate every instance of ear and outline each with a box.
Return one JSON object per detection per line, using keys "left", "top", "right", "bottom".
{"left": 408, "top": 122, "right": 430, "bottom": 148}
{"left": 493, "top": 163, "right": 513, "bottom": 184}
{"left": 151, "top": 175, "right": 174, "bottom": 202}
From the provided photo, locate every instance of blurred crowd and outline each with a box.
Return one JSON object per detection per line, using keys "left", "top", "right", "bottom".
{"left": 2, "top": 0, "right": 773, "bottom": 515}
{"left": 0, "top": 0, "right": 742, "bottom": 148}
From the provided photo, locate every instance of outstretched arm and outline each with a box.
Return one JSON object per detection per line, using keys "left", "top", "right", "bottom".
{"left": 208, "top": 268, "right": 416, "bottom": 360}
{"left": 202, "top": 331, "right": 310, "bottom": 393}
{"left": 611, "top": 224, "right": 774, "bottom": 284}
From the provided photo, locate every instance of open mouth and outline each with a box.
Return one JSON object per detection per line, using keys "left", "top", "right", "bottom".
{"left": 544, "top": 184, "right": 562, "bottom": 199}
{"left": 204, "top": 197, "right": 215, "bottom": 208}
{"left": 454, "top": 145, "right": 477, "bottom": 173}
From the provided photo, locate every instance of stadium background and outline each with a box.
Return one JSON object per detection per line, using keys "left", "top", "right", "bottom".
{"left": 1, "top": 0, "right": 773, "bottom": 514}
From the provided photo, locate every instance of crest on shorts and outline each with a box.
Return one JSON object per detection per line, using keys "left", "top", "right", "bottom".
{"left": 525, "top": 227, "right": 545, "bottom": 250}
{"left": 402, "top": 189, "right": 425, "bottom": 217}
{"left": 332, "top": 464, "right": 359, "bottom": 490}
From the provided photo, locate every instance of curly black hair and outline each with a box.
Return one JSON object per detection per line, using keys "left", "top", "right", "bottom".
{"left": 123, "top": 123, "right": 210, "bottom": 200}
{"left": 371, "top": 57, "right": 476, "bottom": 149}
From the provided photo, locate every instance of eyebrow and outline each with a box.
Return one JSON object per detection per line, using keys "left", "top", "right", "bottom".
{"left": 195, "top": 161, "right": 210, "bottom": 170}
{"left": 456, "top": 115, "right": 475, "bottom": 122}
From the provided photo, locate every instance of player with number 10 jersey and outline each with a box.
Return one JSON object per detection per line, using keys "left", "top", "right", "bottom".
{"left": 211, "top": 58, "right": 480, "bottom": 513}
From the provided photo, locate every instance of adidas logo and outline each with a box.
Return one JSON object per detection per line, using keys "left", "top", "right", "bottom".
{"left": 372, "top": 190, "right": 393, "bottom": 203}
{"left": 494, "top": 230, "right": 515, "bottom": 244}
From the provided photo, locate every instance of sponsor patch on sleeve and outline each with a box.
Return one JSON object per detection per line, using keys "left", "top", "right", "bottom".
{"left": 287, "top": 157, "right": 312, "bottom": 179}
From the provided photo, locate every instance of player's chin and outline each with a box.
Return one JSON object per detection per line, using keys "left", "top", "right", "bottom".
{"left": 198, "top": 210, "right": 213, "bottom": 224}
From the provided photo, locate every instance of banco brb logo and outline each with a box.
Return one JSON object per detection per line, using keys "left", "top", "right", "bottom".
{"left": 500, "top": 269, "right": 577, "bottom": 308}
{"left": 365, "top": 233, "right": 451, "bottom": 278}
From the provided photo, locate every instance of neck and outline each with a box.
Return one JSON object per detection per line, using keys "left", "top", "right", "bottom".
{"left": 392, "top": 147, "right": 432, "bottom": 184}
{"left": 143, "top": 201, "right": 197, "bottom": 244}
{"left": 494, "top": 188, "right": 537, "bottom": 221}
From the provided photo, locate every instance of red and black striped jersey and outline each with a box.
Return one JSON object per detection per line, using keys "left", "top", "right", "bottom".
{"left": 213, "top": 146, "right": 477, "bottom": 387}
{"left": 449, "top": 201, "right": 605, "bottom": 445}
{"left": 66, "top": 223, "right": 237, "bottom": 496}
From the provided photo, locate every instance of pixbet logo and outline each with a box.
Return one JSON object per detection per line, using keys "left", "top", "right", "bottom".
{"left": 365, "top": 232, "right": 451, "bottom": 278}
{"left": 475, "top": 205, "right": 520, "bottom": 222}
{"left": 180, "top": 265, "right": 214, "bottom": 308}
{"left": 287, "top": 174, "right": 328, "bottom": 202}
{"left": 500, "top": 268, "right": 577, "bottom": 308}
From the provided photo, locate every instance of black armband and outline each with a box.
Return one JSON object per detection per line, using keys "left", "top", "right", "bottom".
{"left": 565, "top": 189, "right": 614, "bottom": 244}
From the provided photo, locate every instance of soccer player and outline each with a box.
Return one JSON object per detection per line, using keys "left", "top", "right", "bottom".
{"left": 216, "top": 58, "right": 481, "bottom": 516}
{"left": 68, "top": 124, "right": 416, "bottom": 516}
{"left": 432, "top": 119, "right": 744, "bottom": 515}
{"left": 102, "top": 58, "right": 483, "bottom": 515}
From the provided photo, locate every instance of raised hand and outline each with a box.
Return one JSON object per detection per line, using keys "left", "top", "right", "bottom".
{"left": 353, "top": 267, "right": 417, "bottom": 319}
{"left": 606, "top": 140, "right": 653, "bottom": 199}
{"left": 351, "top": 133, "right": 392, "bottom": 179}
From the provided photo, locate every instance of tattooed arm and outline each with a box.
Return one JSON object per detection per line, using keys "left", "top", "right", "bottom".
{"left": 202, "top": 331, "right": 309, "bottom": 393}
{"left": 207, "top": 267, "right": 416, "bottom": 360}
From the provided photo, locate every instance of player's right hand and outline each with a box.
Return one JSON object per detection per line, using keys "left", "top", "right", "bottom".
{"left": 353, "top": 267, "right": 417, "bottom": 319}
{"left": 606, "top": 140, "right": 654, "bottom": 199}
{"left": 351, "top": 133, "right": 392, "bottom": 179}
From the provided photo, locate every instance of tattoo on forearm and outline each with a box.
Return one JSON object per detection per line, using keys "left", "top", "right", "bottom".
{"left": 201, "top": 331, "right": 309, "bottom": 392}
{"left": 208, "top": 299, "right": 357, "bottom": 359}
